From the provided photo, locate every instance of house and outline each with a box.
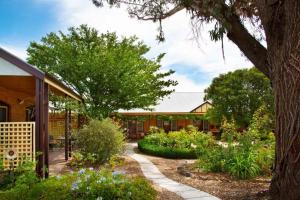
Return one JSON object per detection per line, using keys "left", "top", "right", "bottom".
{"left": 117, "top": 92, "right": 218, "bottom": 139}
{"left": 0, "top": 47, "right": 82, "bottom": 177}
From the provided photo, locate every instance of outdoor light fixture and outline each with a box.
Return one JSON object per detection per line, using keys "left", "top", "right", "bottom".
{"left": 5, "top": 148, "right": 17, "bottom": 160}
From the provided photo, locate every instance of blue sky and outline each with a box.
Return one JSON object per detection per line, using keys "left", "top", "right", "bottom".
{"left": 0, "top": 0, "right": 57, "bottom": 49}
{"left": 0, "top": 0, "right": 251, "bottom": 92}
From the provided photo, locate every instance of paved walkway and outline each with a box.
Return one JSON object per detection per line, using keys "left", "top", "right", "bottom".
{"left": 49, "top": 149, "right": 70, "bottom": 175}
{"left": 126, "top": 143, "right": 220, "bottom": 200}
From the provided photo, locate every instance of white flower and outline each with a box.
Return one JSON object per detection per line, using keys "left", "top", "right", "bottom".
{"left": 96, "top": 197, "right": 103, "bottom": 200}
{"left": 85, "top": 174, "right": 91, "bottom": 181}
{"left": 96, "top": 177, "right": 106, "bottom": 183}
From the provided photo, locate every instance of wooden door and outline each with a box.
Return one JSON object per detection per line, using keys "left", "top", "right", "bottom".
{"left": 127, "top": 120, "right": 137, "bottom": 139}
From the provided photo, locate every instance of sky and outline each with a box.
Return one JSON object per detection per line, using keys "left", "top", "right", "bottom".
{"left": 0, "top": 0, "right": 252, "bottom": 92}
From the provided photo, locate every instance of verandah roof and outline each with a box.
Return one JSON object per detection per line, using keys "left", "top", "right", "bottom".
{"left": 0, "top": 47, "right": 82, "bottom": 102}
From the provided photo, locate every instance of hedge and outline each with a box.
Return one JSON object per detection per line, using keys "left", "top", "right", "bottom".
{"left": 138, "top": 140, "right": 197, "bottom": 159}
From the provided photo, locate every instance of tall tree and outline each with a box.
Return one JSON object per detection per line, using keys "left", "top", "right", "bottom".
{"left": 27, "top": 25, "right": 177, "bottom": 118}
{"left": 91, "top": 0, "right": 300, "bottom": 199}
{"left": 205, "top": 68, "right": 274, "bottom": 128}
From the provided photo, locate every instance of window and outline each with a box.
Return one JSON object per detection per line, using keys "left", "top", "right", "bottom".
{"left": 203, "top": 120, "right": 209, "bottom": 131}
{"left": 157, "top": 119, "right": 163, "bottom": 128}
{"left": 25, "top": 106, "right": 35, "bottom": 121}
{"left": 193, "top": 120, "right": 203, "bottom": 131}
{"left": 0, "top": 103, "right": 8, "bottom": 122}
{"left": 171, "top": 120, "right": 177, "bottom": 131}
{"left": 163, "top": 121, "right": 170, "bottom": 126}
{"left": 137, "top": 121, "right": 144, "bottom": 132}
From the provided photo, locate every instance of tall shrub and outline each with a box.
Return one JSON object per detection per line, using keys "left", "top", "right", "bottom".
{"left": 75, "top": 119, "right": 125, "bottom": 164}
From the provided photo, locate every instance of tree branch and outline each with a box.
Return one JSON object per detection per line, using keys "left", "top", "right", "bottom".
{"left": 195, "top": 2, "right": 271, "bottom": 78}
{"left": 130, "top": 5, "right": 184, "bottom": 21}
{"left": 225, "top": 13, "right": 271, "bottom": 78}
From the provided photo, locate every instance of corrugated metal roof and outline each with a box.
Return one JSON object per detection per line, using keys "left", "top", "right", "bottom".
{"left": 119, "top": 92, "right": 206, "bottom": 113}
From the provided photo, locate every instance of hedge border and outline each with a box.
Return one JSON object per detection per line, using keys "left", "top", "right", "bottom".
{"left": 137, "top": 140, "right": 197, "bottom": 159}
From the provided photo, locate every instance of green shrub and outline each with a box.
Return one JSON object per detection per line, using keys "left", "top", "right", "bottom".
{"left": 138, "top": 140, "right": 197, "bottom": 159}
{"left": 197, "top": 132, "right": 274, "bottom": 179}
{"left": 248, "top": 105, "right": 274, "bottom": 140}
{"left": 220, "top": 119, "right": 239, "bottom": 142}
{"left": 0, "top": 157, "right": 3, "bottom": 171}
{"left": 138, "top": 129, "right": 214, "bottom": 159}
{"left": 148, "top": 126, "right": 165, "bottom": 134}
{"left": 0, "top": 169, "right": 156, "bottom": 200}
{"left": 193, "top": 132, "right": 215, "bottom": 157}
{"left": 75, "top": 119, "right": 125, "bottom": 164}
{"left": 197, "top": 145, "right": 226, "bottom": 172}
{"left": 0, "top": 158, "right": 36, "bottom": 190}
{"left": 225, "top": 147, "right": 260, "bottom": 179}
{"left": 69, "top": 151, "right": 97, "bottom": 168}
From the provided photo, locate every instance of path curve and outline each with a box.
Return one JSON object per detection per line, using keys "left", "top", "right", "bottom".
{"left": 126, "top": 143, "right": 220, "bottom": 200}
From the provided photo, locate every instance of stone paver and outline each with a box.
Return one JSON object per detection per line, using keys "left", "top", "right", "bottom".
{"left": 126, "top": 143, "right": 220, "bottom": 200}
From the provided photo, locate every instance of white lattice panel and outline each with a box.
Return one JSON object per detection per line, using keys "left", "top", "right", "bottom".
{"left": 0, "top": 122, "right": 35, "bottom": 169}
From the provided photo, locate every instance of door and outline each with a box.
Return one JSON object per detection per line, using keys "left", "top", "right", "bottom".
{"left": 127, "top": 120, "right": 137, "bottom": 139}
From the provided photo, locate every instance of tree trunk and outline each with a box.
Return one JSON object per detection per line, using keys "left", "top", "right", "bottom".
{"left": 267, "top": 1, "right": 300, "bottom": 199}
{"left": 270, "top": 52, "right": 300, "bottom": 200}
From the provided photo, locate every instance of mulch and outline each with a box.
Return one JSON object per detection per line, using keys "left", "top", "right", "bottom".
{"left": 140, "top": 152, "right": 271, "bottom": 200}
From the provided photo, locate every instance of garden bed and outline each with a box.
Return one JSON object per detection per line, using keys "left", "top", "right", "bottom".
{"left": 115, "top": 155, "right": 183, "bottom": 200}
{"left": 137, "top": 149, "right": 271, "bottom": 200}
{"left": 50, "top": 150, "right": 183, "bottom": 200}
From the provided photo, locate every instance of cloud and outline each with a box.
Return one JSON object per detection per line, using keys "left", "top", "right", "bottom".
{"left": 13, "top": 0, "right": 252, "bottom": 91}
{"left": 0, "top": 43, "right": 27, "bottom": 60}
{"left": 170, "top": 73, "right": 208, "bottom": 92}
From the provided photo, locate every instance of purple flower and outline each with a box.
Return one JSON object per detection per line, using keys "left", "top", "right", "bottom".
{"left": 71, "top": 182, "right": 79, "bottom": 191}
{"left": 78, "top": 169, "right": 86, "bottom": 175}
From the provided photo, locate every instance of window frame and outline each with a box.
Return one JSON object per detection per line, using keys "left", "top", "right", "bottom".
{"left": 137, "top": 120, "right": 144, "bottom": 132}
{"left": 171, "top": 120, "right": 177, "bottom": 131}
{"left": 0, "top": 104, "right": 8, "bottom": 122}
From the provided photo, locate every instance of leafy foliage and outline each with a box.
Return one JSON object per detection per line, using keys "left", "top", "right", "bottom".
{"left": 220, "top": 119, "right": 239, "bottom": 142}
{"left": 0, "top": 159, "right": 36, "bottom": 190}
{"left": 138, "top": 128, "right": 214, "bottom": 159}
{"left": 69, "top": 151, "right": 97, "bottom": 169}
{"left": 27, "top": 25, "right": 177, "bottom": 118}
{"left": 0, "top": 169, "right": 157, "bottom": 200}
{"left": 75, "top": 119, "right": 125, "bottom": 164}
{"left": 138, "top": 140, "right": 197, "bottom": 159}
{"left": 197, "top": 127, "right": 275, "bottom": 179}
{"left": 205, "top": 68, "right": 274, "bottom": 127}
{"left": 248, "top": 105, "right": 274, "bottom": 140}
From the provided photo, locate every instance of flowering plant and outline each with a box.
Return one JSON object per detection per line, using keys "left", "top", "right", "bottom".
{"left": 0, "top": 168, "right": 157, "bottom": 200}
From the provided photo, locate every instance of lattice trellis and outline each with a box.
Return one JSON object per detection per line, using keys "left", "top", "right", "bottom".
{"left": 0, "top": 122, "right": 35, "bottom": 169}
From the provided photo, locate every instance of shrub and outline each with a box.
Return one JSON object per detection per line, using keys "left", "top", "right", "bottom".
{"left": 138, "top": 140, "right": 197, "bottom": 159}
{"left": 0, "top": 157, "right": 3, "bottom": 171}
{"left": 0, "top": 158, "right": 36, "bottom": 190}
{"left": 0, "top": 169, "right": 156, "bottom": 200}
{"left": 75, "top": 119, "right": 125, "bottom": 164}
{"left": 69, "top": 151, "right": 97, "bottom": 168}
{"left": 197, "top": 145, "right": 226, "bottom": 172}
{"left": 220, "top": 119, "right": 239, "bottom": 142}
{"left": 138, "top": 129, "right": 215, "bottom": 159}
{"left": 248, "top": 105, "right": 274, "bottom": 140}
{"left": 193, "top": 132, "right": 215, "bottom": 157}
{"left": 197, "top": 132, "right": 274, "bottom": 179}
{"left": 225, "top": 146, "right": 260, "bottom": 179}
{"left": 148, "top": 126, "right": 165, "bottom": 134}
